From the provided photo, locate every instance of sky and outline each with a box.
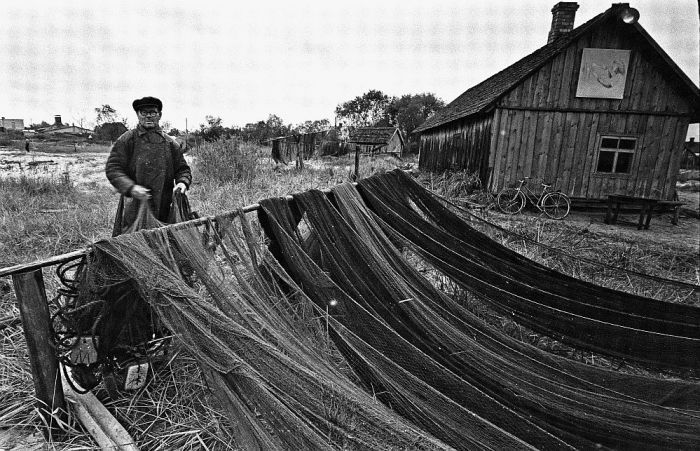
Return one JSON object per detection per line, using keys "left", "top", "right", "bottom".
{"left": 1, "top": 0, "right": 698, "bottom": 136}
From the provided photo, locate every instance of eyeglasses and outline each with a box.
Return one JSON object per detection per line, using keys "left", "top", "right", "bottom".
{"left": 139, "top": 110, "right": 160, "bottom": 117}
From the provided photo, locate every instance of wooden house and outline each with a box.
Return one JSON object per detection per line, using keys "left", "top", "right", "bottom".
{"left": 680, "top": 138, "right": 699, "bottom": 170}
{"left": 39, "top": 115, "right": 92, "bottom": 136}
{"left": 415, "top": 2, "right": 700, "bottom": 200}
{"left": 347, "top": 127, "right": 405, "bottom": 155}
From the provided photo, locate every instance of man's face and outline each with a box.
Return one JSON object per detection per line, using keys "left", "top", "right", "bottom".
{"left": 137, "top": 108, "right": 162, "bottom": 129}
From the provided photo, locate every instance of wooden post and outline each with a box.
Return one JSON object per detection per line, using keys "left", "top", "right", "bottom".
{"left": 12, "top": 269, "right": 67, "bottom": 439}
{"left": 354, "top": 147, "right": 360, "bottom": 181}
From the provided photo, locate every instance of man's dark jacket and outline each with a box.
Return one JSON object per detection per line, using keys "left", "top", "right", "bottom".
{"left": 105, "top": 125, "right": 191, "bottom": 232}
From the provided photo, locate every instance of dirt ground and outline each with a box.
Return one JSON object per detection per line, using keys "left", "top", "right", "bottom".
{"left": 564, "top": 207, "right": 698, "bottom": 249}
{"left": 0, "top": 148, "right": 112, "bottom": 190}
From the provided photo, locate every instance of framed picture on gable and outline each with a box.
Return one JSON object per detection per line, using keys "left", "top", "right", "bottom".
{"left": 576, "top": 48, "right": 631, "bottom": 99}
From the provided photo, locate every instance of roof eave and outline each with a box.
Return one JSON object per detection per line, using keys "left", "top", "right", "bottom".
{"left": 414, "top": 103, "right": 497, "bottom": 133}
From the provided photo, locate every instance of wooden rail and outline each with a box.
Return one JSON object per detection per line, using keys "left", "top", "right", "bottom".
{"left": 0, "top": 202, "right": 267, "bottom": 278}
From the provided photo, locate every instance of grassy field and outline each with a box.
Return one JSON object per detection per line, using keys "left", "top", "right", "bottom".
{"left": 0, "top": 141, "right": 698, "bottom": 449}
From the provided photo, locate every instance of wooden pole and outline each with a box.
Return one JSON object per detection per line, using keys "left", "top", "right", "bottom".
{"left": 62, "top": 372, "right": 138, "bottom": 450}
{"left": 354, "top": 146, "right": 360, "bottom": 181}
{"left": 12, "top": 269, "right": 67, "bottom": 439}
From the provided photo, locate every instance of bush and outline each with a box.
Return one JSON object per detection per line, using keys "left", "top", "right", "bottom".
{"left": 191, "top": 139, "right": 261, "bottom": 185}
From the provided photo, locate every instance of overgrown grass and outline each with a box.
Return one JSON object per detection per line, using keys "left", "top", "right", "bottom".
{"left": 0, "top": 174, "right": 114, "bottom": 268}
{"left": 190, "top": 139, "right": 262, "bottom": 186}
{"left": 188, "top": 144, "right": 410, "bottom": 217}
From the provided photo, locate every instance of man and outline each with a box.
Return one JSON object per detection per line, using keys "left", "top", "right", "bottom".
{"left": 105, "top": 96, "right": 191, "bottom": 235}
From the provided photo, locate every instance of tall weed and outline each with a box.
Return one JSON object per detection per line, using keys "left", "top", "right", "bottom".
{"left": 191, "top": 139, "right": 261, "bottom": 185}
{"left": 0, "top": 171, "right": 74, "bottom": 196}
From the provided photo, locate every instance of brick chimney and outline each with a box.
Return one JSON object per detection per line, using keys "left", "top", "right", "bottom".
{"left": 548, "top": 2, "right": 579, "bottom": 44}
{"left": 54, "top": 115, "right": 62, "bottom": 126}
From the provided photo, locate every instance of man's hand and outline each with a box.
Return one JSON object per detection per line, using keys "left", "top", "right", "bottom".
{"left": 130, "top": 185, "right": 150, "bottom": 200}
{"left": 174, "top": 182, "right": 188, "bottom": 194}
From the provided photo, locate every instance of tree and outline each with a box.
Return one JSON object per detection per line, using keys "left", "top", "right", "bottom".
{"left": 386, "top": 93, "right": 444, "bottom": 136}
{"left": 199, "top": 116, "right": 225, "bottom": 142}
{"left": 94, "top": 104, "right": 120, "bottom": 126}
{"left": 265, "top": 114, "right": 290, "bottom": 138}
{"left": 29, "top": 121, "right": 50, "bottom": 130}
{"left": 240, "top": 121, "right": 266, "bottom": 142}
{"left": 293, "top": 119, "right": 331, "bottom": 134}
{"left": 94, "top": 122, "right": 128, "bottom": 142}
{"left": 335, "top": 90, "right": 392, "bottom": 128}
{"left": 238, "top": 114, "right": 291, "bottom": 142}
{"left": 168, "top": 128, "right": 181, "bottom": 136}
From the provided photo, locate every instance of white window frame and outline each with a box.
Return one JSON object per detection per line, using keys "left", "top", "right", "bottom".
{"left": 595, "top": 135, "right": 637, "bottom": 174}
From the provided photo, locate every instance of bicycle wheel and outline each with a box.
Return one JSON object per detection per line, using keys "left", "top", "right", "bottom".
{"left": 496, "top": 188, "right": 525, "bottom": 215}
{"left": 542, "top": 192, "right": 570, "bottom": 219}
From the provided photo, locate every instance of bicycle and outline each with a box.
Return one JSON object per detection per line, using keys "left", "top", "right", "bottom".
{"left": 496, "top": 177, "right": 570, "bottom": 219}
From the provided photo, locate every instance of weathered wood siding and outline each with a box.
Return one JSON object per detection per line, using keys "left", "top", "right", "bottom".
{"left": 488, "top": 20, "right": 694, "bottom": 199}
{"left": 418, "top": 115, "right": 492, "bottom": 182}
{"left": 489, "top": 108, "right": 689, "bottom": 199}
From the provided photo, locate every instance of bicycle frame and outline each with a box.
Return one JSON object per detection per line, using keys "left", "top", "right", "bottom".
{"left": 513, "top": 178, "right": 553, "bottom": 211}
{"left": 497, "top": 177, "right": 570, "bottom": 219}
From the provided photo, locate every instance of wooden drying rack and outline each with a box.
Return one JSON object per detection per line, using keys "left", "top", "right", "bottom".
{"left": 0, "top": 201, "right": 269, "bottom": 442}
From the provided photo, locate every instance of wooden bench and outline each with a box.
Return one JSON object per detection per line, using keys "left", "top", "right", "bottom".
{"left": 604, "top": 196, "right": 686, "bottom": 229}
{"left": 657, "top": 200, "right": 685, "bottom": 225}
{"left": 604, "top": 195, "right": 659, "bottom": 230}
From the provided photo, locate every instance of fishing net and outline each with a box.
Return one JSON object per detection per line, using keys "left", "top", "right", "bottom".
{"left": 258, "top": 185, "right": 699, "bottom": 449}
{"left": 354, "top": 170, "right": 700, "bottom": 370}
{"left": 54, "top": 192, "right": 197, "bottom": 392}
{"left": 67, "top": 171, "right": 699, "bottom": 449}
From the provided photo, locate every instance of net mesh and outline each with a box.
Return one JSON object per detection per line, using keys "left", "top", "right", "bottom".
{"left": 72, "top": 171, "right": 700, "bottom": 449}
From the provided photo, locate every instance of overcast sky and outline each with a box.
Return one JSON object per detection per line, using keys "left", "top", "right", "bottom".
{"left": 1, "top": 0, "right": 698, "bottom": 136}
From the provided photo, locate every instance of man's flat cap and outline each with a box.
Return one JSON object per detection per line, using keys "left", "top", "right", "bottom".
{"left": 132, "top": 96, "right": 163, "bottom": 112}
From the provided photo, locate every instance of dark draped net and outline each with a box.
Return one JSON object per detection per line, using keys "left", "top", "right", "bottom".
{"left": 73, "top": 171, "right": 699, "bottom": 449}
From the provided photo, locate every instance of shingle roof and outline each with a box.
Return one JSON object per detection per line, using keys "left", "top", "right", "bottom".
{"left": 415, "top": 4, "right": 700, "bottom": 133}
{"left": 347, "top": 127, "right": 399, "bottom": 145}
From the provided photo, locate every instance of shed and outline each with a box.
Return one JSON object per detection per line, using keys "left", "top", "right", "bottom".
{"left": 347, "top": 127, "right": 405, "bottom": 155}
{"left": 681, "top": 138, "right": 699, "bottom": 170}
{"left": 415, "top": 2, "right": 700, "bottom": 201}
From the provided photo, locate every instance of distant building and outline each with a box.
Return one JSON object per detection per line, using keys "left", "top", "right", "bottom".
{"left": 0, "top": 117, "right": 25, "bottom": 131}
{"left": 347, "top": 127, "right": 405, "bottom": 155}
{"left": 39, "top": 115, "right": 92, "bottom": 135}
{"left": 681, "top": 138, "right": 699, "bottom": 170}
{"left": 415, "top": 2, "right": 700, "bottom": 201}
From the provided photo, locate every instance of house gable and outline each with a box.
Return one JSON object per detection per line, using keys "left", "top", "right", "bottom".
{"left": 416, "top": 4, "right": 699, "bottom": 133}
{"left": 497, "top": 14, "right": 698, "bottom": 115}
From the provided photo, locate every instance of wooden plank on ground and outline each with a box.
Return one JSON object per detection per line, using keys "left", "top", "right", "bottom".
{"left": 62, "top": 372, "right": 139, "bottom": 450}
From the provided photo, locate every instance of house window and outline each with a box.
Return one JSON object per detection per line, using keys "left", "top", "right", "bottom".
{"left": 596, "top": 136, "right": 636, "bottom": 174}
